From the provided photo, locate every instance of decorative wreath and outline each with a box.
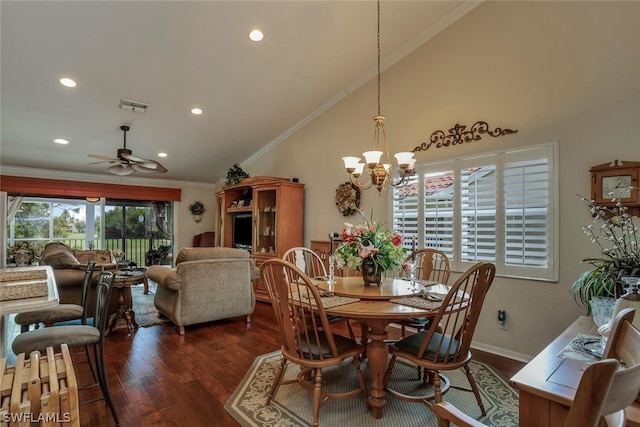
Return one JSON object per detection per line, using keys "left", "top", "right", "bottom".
{"left": 335, "top": 182, "right": 361, "bottom": 216}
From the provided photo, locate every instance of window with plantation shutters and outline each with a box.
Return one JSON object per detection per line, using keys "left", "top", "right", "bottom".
{"left": 423, "top": 170, "right": 455, "bottom": 260}
{"left": 391, "top": 143, "right": 558, "bottom": 281}
{"left": 460, "top": 164, "right": 497, "bottom": 263}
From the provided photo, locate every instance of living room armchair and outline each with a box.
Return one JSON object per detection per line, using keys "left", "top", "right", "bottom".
{"left": 146, "top": 247, "right": 259, "bottom": 335}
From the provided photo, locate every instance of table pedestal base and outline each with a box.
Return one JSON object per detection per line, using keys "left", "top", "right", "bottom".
{"left": 105, "top": 286, "right": 138, "bottom": 336}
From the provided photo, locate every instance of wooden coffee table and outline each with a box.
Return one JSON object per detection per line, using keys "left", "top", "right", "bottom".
{"left": 105, "top": 271, "right": 144, "bottom": 336}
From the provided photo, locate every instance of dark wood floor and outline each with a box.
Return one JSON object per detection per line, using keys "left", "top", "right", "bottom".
{"left": 53, "top": 302, "right": 524, "bottom": 426}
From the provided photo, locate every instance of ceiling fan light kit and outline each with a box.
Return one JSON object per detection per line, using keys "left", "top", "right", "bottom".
{"left": 89, "top": 125, "right": 167, "bottom": 176}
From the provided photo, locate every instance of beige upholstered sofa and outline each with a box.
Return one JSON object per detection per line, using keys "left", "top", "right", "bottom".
{"left": 146, "top": 247, "right": 259, "bottom": 335}
{"left": 38, "top": 242, "right": 128, "bottom": 315}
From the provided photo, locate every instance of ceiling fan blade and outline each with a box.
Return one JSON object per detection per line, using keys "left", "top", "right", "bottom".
{"left": 120, "top": 151, "right": 151, "bottom": 164}
{"left": 132, "top": 160, "right": 167, "bottom": 174}
{"left": 107, "top": 164, "right": 135, "bottom": 176}
{"left": 89, "top": 154, "right": 122, "bottom": 162}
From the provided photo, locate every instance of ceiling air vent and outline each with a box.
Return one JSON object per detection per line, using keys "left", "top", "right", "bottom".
{"left": 118, "top": 99, "right": 148, "bottom": 113}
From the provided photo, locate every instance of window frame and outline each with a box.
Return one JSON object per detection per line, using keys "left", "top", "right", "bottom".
{"left": 390, "top": 141, "right": 559, "bottom": 282}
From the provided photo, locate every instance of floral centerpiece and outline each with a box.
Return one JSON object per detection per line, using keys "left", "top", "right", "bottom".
{"left": 570, "top": 194, "right": 640, "bottom": 307}
{"left": 334, "top": 210, "right": 406, "bottom": 285}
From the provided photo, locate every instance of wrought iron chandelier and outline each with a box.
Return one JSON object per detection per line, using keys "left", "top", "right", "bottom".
{"left": 342, "top": 0, "right": 416, "bottom": 194}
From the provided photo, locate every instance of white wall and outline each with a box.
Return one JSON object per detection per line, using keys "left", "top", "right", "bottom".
{"left": 244, "top": 1, "right": 640, "bottom": 358}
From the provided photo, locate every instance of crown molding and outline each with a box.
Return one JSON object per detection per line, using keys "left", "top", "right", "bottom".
{"left": 0, "top": 165, "right": 214, "bottom": 190}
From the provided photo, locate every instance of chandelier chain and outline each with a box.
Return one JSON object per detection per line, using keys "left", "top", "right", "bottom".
{"left": 377, "top": 0, "right": 381, "bottom": 116}
{"left": 340, "top": 0, "right": 416, "bottom": 193}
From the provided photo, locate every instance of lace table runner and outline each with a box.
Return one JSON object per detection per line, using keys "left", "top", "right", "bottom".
{"left": 557, "top": 333, "right": 603, "bottom": 365}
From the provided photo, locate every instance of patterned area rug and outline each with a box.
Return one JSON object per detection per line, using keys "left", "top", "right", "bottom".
{"left": 225, "top": 351, "right": 519, "bottom": 426}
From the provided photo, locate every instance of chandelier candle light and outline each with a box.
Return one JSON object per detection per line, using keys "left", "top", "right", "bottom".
{"left": 342, "top": 0, "right": 416, "bottom": 194}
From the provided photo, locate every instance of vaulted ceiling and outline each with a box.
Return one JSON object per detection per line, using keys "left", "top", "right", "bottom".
{"left": 1, "top": 1, "right": 475, "bottom": 184}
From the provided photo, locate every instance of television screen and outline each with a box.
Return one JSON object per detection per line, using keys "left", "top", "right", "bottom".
{"left": 233, "top": 214, "right": 253, "bottom": 251}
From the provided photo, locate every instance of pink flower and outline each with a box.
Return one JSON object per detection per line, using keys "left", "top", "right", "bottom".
{"left": 391, "top": 233, "right": 403, "bottom": 246}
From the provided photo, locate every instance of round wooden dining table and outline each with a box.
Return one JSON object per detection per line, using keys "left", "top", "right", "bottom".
{"left": 316, "top": 276, "right": 448, "bottom": 419}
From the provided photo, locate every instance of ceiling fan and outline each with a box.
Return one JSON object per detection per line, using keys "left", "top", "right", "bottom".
{"left": 88, "top": 125, "right": 167, "bottom": 176}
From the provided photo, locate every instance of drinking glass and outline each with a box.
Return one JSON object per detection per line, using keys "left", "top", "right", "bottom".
{"left": 589, "top": 296, "right": 616, "bottom": 355}
{"left": 327, "top": 255, "right": 336, "bottom": 295}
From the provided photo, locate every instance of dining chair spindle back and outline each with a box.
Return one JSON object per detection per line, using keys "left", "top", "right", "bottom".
{"left": 260, "top": 258, "right": 368, "bottom": 427}
{"left": 384, "top": 261, "right": 496, "bottom": 416}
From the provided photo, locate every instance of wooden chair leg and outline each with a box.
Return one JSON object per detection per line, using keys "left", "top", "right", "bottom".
{"left": 312, "top": 367, "right": 322, "bottom": 427}
{"left": 267, "top": 358, "right": 287, "bottom": 405}
{"left": 464, "top": 364, "right": 487, "bottom": 416}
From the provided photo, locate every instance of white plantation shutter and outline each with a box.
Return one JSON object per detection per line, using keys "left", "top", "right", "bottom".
{"left": 392, "top": 174, "right": 419, "bottom": 253}
{"left": 460, "top": 164, "right": 497, "bottom": 264}
{"left": 503, "top": 146, "right": 554, "bottom": 279}
{"left": 391, "top": 142, "right": 558, "bottom": 281}
{"left": 423, "top": 170, "right": 455, "bottom": 260}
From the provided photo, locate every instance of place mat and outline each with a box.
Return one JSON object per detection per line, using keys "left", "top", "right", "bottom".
{"left": 0, "top": 267, "right": 48, "bottom": 282}
{"left": 319, "top": 295, "right": 361, "bottom": 308}
{"left": 557, "top": 333, "right": 603, "bottom": 364}
{"left": 0, "top": 279, "right": 49, "bottom": 301}
{"left": 389, "top": 296, "right": 442, "bottom": 310}
{"left": 292, "top": 288, "right": 360, "bottom": 309}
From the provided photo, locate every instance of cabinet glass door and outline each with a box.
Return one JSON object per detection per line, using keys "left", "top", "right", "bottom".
{"left": 255, "top": 188, "right": 277, "bottom": 254}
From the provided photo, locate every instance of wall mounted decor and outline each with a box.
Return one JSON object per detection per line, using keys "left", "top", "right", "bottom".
{"left": 188, "top": 200, "right": 206, "bottom": 223}
{"left": 412, "top": 121, "right": 518, "bottom": 152}
{"left": 590, "top": 159, "right": 640, "bottom": 207}
{"left": 335, "top": 182, "right": 361, "bottom": 216}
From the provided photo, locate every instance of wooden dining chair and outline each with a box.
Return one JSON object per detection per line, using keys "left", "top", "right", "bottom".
{"left": 601, "top": 307, "right": 640, "bottom": 427}
{"left": 396, "top": 248, "right": 451, "bottom": 337}
{"left": 282, "top": 247, "right": 356, "bottom": 341}
{"left": 432, "top": 308, "right": 640, "bottom": 427}
{"left": 283, "top": 247, "right": 328, "bottom": 279}
{"left": 383, "top": 262, "right": 496, "bottom": 416}
{"left": 260, "top": 258, "right": 368, "bottom": 427}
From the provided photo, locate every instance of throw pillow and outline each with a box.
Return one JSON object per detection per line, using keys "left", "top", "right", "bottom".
{"left": 41, "top": 250, "right": 81, "bottom": 269}
{"left": 75, "top": 250, "right": 113, "bottom": 264}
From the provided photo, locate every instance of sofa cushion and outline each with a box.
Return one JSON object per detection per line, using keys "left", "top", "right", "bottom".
{"left": 41, "top": 249, "right": 81, "bottom": 269}
{"left": 175, "top": 247, "right": 249, "bottom": 265}
{"left": 74, "top": 250, "right": 113, "bottom": 264}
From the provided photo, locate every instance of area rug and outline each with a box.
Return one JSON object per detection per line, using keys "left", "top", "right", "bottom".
{"left": 114, "top": 283, "right": 167, "bottom": 329}
{"left": 225, "top": 351, "right": 519, "bottom": 426}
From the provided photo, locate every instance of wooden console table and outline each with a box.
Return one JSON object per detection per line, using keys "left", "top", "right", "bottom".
{"left": 509, "top": 316, "right": 640, "bottom": 426}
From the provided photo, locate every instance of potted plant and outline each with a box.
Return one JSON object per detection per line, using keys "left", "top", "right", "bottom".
{"left": 225, "top": 163, "right": 250, "bottom": 186}
{"left": 570, "top": 195, "right": 640, "bottom": 309}
{"left": 188, "top": 201, "right": 206, "bottom": 223}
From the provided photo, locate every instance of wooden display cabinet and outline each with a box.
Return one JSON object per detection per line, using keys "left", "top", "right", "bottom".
{"left": 216, "top": 177, "right": 304, "bottom": 302}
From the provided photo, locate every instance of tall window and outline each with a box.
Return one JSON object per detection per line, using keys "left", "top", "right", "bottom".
{"left": 392, "top": 143, "right": 558, "bottom": 281}
{"left": 6, "top": 196, "right": 173, "bottom": 267}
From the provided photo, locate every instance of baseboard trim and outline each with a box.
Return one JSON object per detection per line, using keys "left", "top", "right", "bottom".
{"left": 471, "top": 341, "right": 533, "bottom": 363}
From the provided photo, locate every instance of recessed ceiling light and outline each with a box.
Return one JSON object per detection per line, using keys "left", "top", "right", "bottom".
{"left": 54, "top": 138, "right": 70, "bottom": 145}
{"left": 191, "top": 107, "right": 203, "bottom": 115}
{"left": 249, "top": 29, "right": 264, "bottom": 42}
{"left": 59, "top": 78, "right": 76, "bottom": 88}
{"left": 158, "top": 152, "right": 167, "bottom": 158}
